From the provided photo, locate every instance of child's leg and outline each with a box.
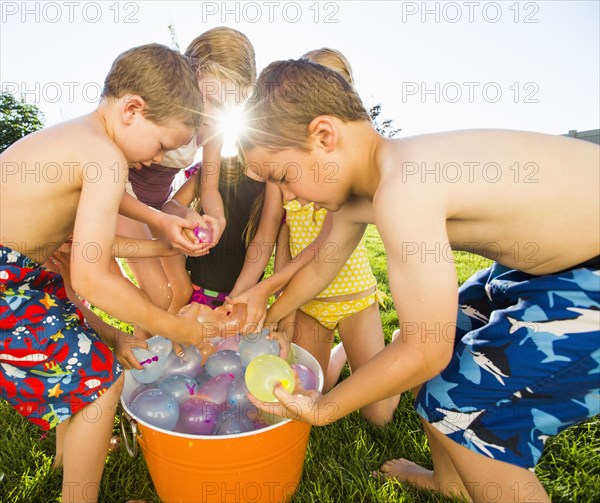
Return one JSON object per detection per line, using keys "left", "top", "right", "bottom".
{"left": 161, "top": 253, "right": 193, "bottom": 313}
{"left": 324, "top": 341, "right": 346, "bottom": 391}
{"left": 291, "top": 309, "right": 334, "bottom": 381}
{"left": 59, "top": 374, "right": 124, "bottom": 503}
{"left": 376, "top": 418, "right": 549, "bottom": 502}
{"left": 117, "top": 215, "right": 172, "bottom": 311}
{"left": 338, "top": 302, "right": 399, "bottom": 425}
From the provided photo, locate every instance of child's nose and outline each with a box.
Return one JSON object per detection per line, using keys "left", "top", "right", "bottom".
{"left": 152, "top": 152, "right": 165, "bottom": 164}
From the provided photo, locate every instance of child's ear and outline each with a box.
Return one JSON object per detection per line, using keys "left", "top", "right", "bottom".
{"left": 307, "top": 115, "right": 338, "bottom": 153}
{"left": 122, "top": 94, "right": 146, "bottom": 124}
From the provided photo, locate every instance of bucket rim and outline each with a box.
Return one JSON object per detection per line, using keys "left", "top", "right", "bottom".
{"left": 120, "top": 343, "right": 322, "bottom": 440}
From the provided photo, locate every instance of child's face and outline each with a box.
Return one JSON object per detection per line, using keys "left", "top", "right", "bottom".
{"left": 124, "top": 116, "right": 195, "bottom": 167}
{"left": 245, "top": 146, "right": 348, "bottom": 211}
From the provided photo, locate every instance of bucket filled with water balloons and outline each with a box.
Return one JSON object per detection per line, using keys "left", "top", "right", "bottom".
{"left": 120, "top": 333, "right": 323, "bottom": 503}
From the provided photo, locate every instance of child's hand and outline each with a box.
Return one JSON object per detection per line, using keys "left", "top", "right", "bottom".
{"left": 248, "top": 380, "right": 327, "bottom": 426}
{"left": 224, "top": 284, "right": 269, "bottom": 334}
{"left": 113, "top": 332, "right": 148, "bottom": 370}
{"left": 155, "top": 212, "right": 206, "bottom": 255}
{"left": 264, "top": 328, "right": 293, "bottom": 362}
{"left": 201, "top": 214, "right": 226, "bottom": 248}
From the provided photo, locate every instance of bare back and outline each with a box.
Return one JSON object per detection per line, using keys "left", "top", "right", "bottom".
{"left": 0, "top": 113, "right": 127, "bottom": 264}
{"left": 377, "top": 130, "right": 600, "bottom": 274}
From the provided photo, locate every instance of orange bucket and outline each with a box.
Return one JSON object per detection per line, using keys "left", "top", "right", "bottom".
{"left": 120, "top": 344, "right": 323, "bottom": 503}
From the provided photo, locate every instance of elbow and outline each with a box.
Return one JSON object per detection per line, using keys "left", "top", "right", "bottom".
{"left": 70, "top": 267, "right": 98, "bottom": 303}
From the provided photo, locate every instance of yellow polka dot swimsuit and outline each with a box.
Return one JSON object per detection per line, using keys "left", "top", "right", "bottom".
{"left": 284, "top": 200, "right": 385, "bottom": 330}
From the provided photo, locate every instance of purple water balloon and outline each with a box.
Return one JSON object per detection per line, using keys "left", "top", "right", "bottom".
{"left": 197, "top": 372, "right": 235, "bottom": 404}
{"left": 227, "top": 375, "right": 250, "bottom": 408}
{"left": 291, "top": 363, "right": 317, "bottom": 391}
{"left": 205, "top": 350, "right": 244, "bottom": 378}
{"left": 238, "top": 331, "right": 279, "bottom": 367}
{"left": 130, "top": 347, "right": 163, "bottom": 384}
{"left": 176, "top": 398, "right": 219, "bottom": 435}
{"left": 195, "top": 373, "right": 211, "bottom": 389}
{"left": 158, "top": 374, "right": 199, "bottom": 404}
{"left": 161, "top": 346, "right": 203, "bottom": 379}
{"left": 216, "top": 411, "right": 255, "bottom": 435}
{"left": 131, "top": 388, "right": 179, "bottom": 431}
{"left": 193, "top": 225, "right": 213, "bottom": 244}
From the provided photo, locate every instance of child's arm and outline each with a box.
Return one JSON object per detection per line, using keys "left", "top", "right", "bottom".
{"left": 252, "top": 190, "right": 458, "bottom": 426}
{"left": 230, "top": 182, "right": 283, "bottom": 296}
{"left": 225, "top": 201, "right": 335, "bottom": 329}
{"left": 162, "top": 176, "right": 213, "bottom": 254}
{"left": 199, "top": 138, "right": 226, "bottom": 245}
{"left": 71, "top": 152, "right": 208, "bottom": 346}
{"left": 119, "top": 191, "right": 203, "bottom": 255}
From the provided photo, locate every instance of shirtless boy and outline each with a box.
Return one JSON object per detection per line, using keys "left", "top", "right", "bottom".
{"left": 240, "top": 59, "right": 600, "bottom": 502}
{"left": 1, "top": 44, "right": 207, "bottom": 502}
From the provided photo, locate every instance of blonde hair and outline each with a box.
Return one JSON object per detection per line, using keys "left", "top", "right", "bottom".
{"left": 185, "top": 27, "right": 256, "bottom": 94}
{"left": 192, "top": 157, "right": 264, "bottom": 247}
{"left": 301, "top": 48, "right": 354, "bottom": 85}
{"left": 241, "top": 59, "right": 369, "bottom": 152}
{"left": 102, "top": 43, "right": 202, "bottom": 129}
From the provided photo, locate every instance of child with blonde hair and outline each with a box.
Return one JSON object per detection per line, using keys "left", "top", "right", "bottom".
{"left": 120, "top": 27, "right": 256, "bottom": 332}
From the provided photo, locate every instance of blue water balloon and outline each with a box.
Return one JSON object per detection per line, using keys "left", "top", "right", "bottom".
{"left": 158, "top": 374, "right": 199, "bottom": 404}
{"left": 131, "top": 388, "right": 179, "bottom": 431}
{"left": 130, "top": 347, "right": 163, "bottom": 384}
{"left": 161, "top": 346, "right": 203, "bottom": 378}
{"left": 238, "top": 330, "right": 279, "bottom": 367}
{"left": 205, "top": 350, "right": 244, "bottom": 378}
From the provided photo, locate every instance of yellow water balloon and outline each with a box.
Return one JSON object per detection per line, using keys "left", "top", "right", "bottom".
{"left": 245, "top": 354, "right": 295, "bottom": 402}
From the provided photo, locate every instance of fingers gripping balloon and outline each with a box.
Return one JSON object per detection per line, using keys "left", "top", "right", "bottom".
{"left": 245, "top": 354, "right": 295, "bottom": 403}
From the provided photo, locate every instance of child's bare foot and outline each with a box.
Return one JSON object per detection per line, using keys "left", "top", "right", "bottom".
{"left": 371, "top": 458, "right": 436, "bottom": 491}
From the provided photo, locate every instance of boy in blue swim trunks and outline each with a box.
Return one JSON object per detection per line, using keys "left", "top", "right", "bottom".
{"left": 0, "top": 44, "right": 209, "bottom": 502}
{"left": 240, "top": 59, "right": 599, "bottom": 502}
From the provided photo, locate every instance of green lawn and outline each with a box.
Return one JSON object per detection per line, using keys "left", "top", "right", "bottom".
{"left": 1, "top": 226, "right": 598, "bottom": 502}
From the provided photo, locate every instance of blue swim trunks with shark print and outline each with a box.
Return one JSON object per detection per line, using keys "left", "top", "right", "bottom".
{"left": 416, "top": 258, "right": 600, "bottom": 470}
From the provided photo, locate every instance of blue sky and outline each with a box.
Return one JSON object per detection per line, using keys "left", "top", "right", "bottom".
{"left": 1, "top": 1, "right": 598, "bottom": 136}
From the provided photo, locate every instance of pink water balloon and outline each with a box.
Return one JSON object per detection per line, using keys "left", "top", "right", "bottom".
{"left": 197, "top": 372, "right": 235, "bottom": 405}
{"left": 194, "top": 225, "right": 213, "bottom": 244}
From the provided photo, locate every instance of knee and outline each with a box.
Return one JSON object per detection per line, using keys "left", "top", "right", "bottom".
{"left": 360, "top": 402, "right": 395, "bottom": 426}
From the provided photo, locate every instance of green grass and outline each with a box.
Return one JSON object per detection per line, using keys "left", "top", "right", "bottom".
{"left": 1, "top": 225, "right": 598, "bottom": 502}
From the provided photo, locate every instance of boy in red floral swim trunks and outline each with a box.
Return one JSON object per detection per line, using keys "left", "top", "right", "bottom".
{"left": 0, "top": 44, "right": 208, "bottom": 502}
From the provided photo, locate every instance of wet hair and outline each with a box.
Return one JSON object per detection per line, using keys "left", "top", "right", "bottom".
{"left": 301, "top": 47, "right": 354, "bottom": 85}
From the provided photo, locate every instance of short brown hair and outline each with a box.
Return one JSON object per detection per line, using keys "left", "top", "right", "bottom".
{"left": 102, "top": 43, "right": 202, "bottom": 129}
{"left": 185, "top": 27, "right": 256, "bottom": 100}
{"left": 241, "top": 59, "right": 369, "bottom": 152}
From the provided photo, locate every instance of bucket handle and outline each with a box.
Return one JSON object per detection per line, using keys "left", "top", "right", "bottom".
{"left": 119, "top": 405, "right": 140, "bottom": 458}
